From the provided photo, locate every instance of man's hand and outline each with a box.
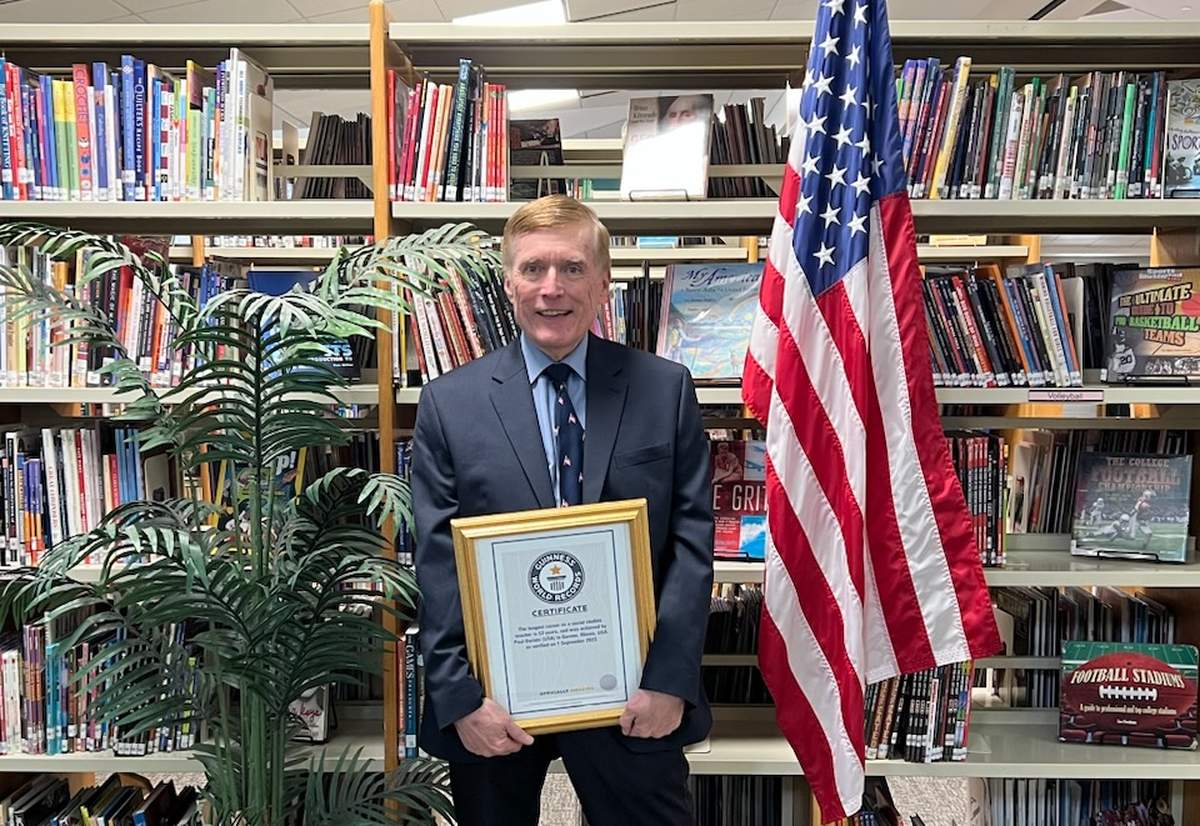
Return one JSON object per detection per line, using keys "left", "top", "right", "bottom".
{"left": 618, "top": 689, "right": 684, "bottom": 739}
{"left": 453, "top": 698, "right": 535, "bottom": 758}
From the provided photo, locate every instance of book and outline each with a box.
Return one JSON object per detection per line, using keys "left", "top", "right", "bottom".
{"left": 619, "top": 94, "right": 713, "bottom": 201}
{"left": 655, "top": 262, "right": 763, "bottom": 382}
{"left": 1060, "top": 640, "right": 1198, "bottom": 750}
{"left": 1105, "top": 266, "right": 1200, "bottom": 382}
{"left": 710, "top": 440, "right": 766, "bottom": 561}
{"left": 1070, "top": 452, "right": 1192, "bottom": 563}
{"left": 1164, "top": 79, "right": 1200, "bottom": 198}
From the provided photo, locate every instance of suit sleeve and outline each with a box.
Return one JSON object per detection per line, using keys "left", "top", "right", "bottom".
{"left": 412, "top": 384, "right": 485, "bottom": 729}
{"left": 638, "top": 367, "right": 714, "bottom": 707}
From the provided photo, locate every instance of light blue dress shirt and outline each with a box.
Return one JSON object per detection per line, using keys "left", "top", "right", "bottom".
{"left": 521, "top": 332, "right": 588, "bottom": 498}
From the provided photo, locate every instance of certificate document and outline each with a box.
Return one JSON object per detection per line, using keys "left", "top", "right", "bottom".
{"left": 472, "top": 524, "right": 643, "bottom": 720}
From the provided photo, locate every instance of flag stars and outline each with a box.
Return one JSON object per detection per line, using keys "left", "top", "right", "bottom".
{"left": 826, "top": 164, "right": 847, "bottom": 191}
{"left": 814, "top": 242, "right": 836, "bottom": 268}
{"left": 854, "top": 2, "right": 868, "bottom": 25}
{"left": 833, "top": 124, "right": 854, "bottom": 150}
{"left": 823, "top": 0, "right": 846, "bottom": 15}
{"left": 839, "top": 85, "right": 859, "bottom": 109}
{"left": 818, "top": 32, "right": 840, "bottom": 58}
{"left": 848, "top": 212, "right": 868, "bottom": 237}
{"left": 851, "top": 171, "right": 872, "bottom": 196}
{"left": 801, "top": 152, "right": 821, "bottom": 177}
{"left": 820, "top": 202, "right": 841, "bottom": 229}
{"left": 807, "top": 113, "right": 828, "bottom": 135}
{"left": 813, "top": 72, "right": 835, "bottom": 98}
{"left": 846, "top": 44, "right": 862, "bottom": 68}
{"left": 872, "top": 155, "right": 885, "bottom": 176}
{"left": 855, "top": 134, "right": 871, "bottom": 158}
{"left": 797, "top": 192, "right": 814, "bottom": 216}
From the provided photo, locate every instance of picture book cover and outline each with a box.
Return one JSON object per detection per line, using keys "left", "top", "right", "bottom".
{"left": 1105, "top": 266, "right": 1200, "bottom": 381}
{"left": 619, "top": 94, "right": 713, "bottom": 201}
{"left": 1060, "top": 641, "right": 1198, "bottom": 750}
{"left": 246, "top": 269, "right": 359, "bottom": 379}
{"left": 711, "top": 439, "right": 766, "bottom": 560}
{"left": 1070, "top": 452, "right": 1192, "bottom": 563}
{"left": 1165, "top": 79, "right": 1200, "bottom": 198}
{"left": 508, "top": 118, "right": 565, "bottom": 200}
{"left": 656, "top": 262, "right": 763, "bottom": 382}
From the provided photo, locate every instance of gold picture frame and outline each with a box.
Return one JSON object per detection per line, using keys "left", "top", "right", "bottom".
{"left": 451, "top": 498, "right": 657, "bottom": 736}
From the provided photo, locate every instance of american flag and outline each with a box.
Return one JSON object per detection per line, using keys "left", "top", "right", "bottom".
{"left": 741, "top": 0, "right": 1002, "bottom": 820}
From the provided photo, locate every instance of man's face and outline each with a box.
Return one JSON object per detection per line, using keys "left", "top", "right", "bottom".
{"left": 505, "top": 224, "right": 610, "bottom": 362}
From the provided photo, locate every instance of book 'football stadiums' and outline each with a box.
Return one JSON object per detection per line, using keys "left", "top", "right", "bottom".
{"left": 1060, "top": 641, "right": 1198, "bottom": 750}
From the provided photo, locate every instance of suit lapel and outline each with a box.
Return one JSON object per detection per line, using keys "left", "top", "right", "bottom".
{"left": 490, "top": 342, "right": 555, "bottom": 510}
{"left": 583, "top": 335, "right": 629, "bottom": 504}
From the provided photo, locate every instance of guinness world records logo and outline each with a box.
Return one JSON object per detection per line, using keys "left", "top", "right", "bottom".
{"left": 529, "top": 551, "right": 585, "bottom": 603}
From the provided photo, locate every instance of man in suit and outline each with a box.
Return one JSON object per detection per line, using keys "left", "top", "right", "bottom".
{"left": 411, "top": 194, "right": 714, "bottom": 826}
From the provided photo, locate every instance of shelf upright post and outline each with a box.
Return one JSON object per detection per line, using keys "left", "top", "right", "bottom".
{"left": 370, "top": 0, "right": 414, "bottom": 773}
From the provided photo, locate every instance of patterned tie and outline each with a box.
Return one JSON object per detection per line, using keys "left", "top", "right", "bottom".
{"left": 543, "top": 362, "right": 583, "bottom": 507}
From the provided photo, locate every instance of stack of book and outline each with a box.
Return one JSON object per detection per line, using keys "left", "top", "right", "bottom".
{"left": 387, "top": 60, "right": 508, "bottom": 203}
{"left": 863, "top": 660, "right": 975, "bottom": 763}
{"left": 0, "top": 619, "right": 199, "bottom": 756}
{"left": 945, "top": 430, "right": 1007, "bottom": 567}
{"left": 982, "top": 779, "right": 1171, "bottom": 824}
{"left": 0, "top": 776, "right": 199, "bottom": 826}
{"left": 0, "top": 243, "right": 239, "bottom": 391}
{"left": 924, "top": 263, "right": 1084, "bottom": 389}
{"left": 0, "top": 50, "right": 273, "bottom": 203}
{"left": 898, "top": 59, "right": 1167, "bottom": 201}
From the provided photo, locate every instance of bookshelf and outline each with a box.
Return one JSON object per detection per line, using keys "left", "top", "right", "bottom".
{"left": 3, "top": 8, "right": 1200, "bottom": 826}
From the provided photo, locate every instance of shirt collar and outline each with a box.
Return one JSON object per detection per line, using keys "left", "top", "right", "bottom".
{"left": 521, "top": 332, "right": 589, "bottom": 385}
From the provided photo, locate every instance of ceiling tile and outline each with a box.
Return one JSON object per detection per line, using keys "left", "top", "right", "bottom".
{"left": 274, "top": 89, "right": 371, "bottom": 122}
{"left": 564, "top": 0, "right": 673, "bottom": 18}
{"left": 138, "top": 0, "right": 303, "bottom": 23}
{"left": 580, "top": 2, "right": 675, "bottom": 18}
{"left": 307, "top": 0, "right": 446, "bottom": 21}
{"left": 288, "top": 0, "right": 363, "bottom": 16}
{"left": 770, "top": 0, "right": 818, "bottom": 18}
{"left": 0, "top": 0, "right": 133, "bottom": 22}
{"left": 674, "top": 0, "right": 774, "bottom": 18}
{"left": 434, "top": 0, "right": 516, "bottom": 18}
{"left": 102, "top": 12, "right": 149, "bottom": 22}
{"left": 111, "top": 0, "right": 198, "bottom": 13}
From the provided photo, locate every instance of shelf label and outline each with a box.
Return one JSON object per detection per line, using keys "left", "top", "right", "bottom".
{"left": 1026, "top": 388, "right": 1104, "bottom": 403}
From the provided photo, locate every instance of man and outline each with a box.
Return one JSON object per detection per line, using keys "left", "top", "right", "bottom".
{"left": 411, "top": 194, "right": 715, "bottom": 826}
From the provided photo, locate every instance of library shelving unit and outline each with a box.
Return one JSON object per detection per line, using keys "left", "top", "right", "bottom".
{"left": 369, "top": 7, "right": 1200, "bottom": 825}
{"left": 0, "top": 20, "right": 389, "bottom": 787}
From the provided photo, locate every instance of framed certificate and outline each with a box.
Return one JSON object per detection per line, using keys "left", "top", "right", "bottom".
{"left": 450, "top": 498, "right": 656, "bottom": 736}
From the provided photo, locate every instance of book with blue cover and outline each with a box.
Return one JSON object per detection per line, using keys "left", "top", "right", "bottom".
{"left": 655, "top": 262, "right": 763, "bottom": 383}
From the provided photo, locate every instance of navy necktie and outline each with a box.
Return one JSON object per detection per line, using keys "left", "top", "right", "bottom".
{"left": 543, "top": 362, "right": 583, "bottom": 507}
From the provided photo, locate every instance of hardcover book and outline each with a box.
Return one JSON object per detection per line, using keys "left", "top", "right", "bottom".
{"left": 1164, "top": 79, "right": 1200, "bottom": 198}
{"left": 655, "top": 262, "right": 763, "bottom": 382}
{"left": 710, "top": 439, "right": 766, "bottom": 561}
{"left": 508, "top": 118, "right": 564, "bottom": 201}
{"left": 1060, "top": 641, "right": 1198, "bottom": 750}
{"left": 1069, "top": 452, "right": 1192, "bottom": 563}
{"left": 619, "top": 94, "right": 713, "bottom": 201}
{"left": 1104, "top": 266, "right": 1200, "bottom": 381}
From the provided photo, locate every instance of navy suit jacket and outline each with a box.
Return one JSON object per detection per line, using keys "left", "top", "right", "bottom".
{"left": 411, "top": 333, "right": 715, "bottom": 763}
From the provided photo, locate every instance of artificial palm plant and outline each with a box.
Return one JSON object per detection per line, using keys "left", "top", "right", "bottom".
{"left": 0, "top": 221, "right": 501, "bottom": 825}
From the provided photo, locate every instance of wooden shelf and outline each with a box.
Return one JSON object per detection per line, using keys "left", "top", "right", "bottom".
{"left": 0, "top": 201, "right": 374, "bottom": 235}
{"left": 0, "top": 24, "right": 371, "bottom": 89}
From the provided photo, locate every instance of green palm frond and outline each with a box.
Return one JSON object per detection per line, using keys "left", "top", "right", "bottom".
{"left": 303, "top": 752, "right": 455, "bottom": 826}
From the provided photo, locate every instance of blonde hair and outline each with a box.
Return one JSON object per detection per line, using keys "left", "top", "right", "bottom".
{"left": 502, "top": 195, "right": 611, "bottom": 274}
